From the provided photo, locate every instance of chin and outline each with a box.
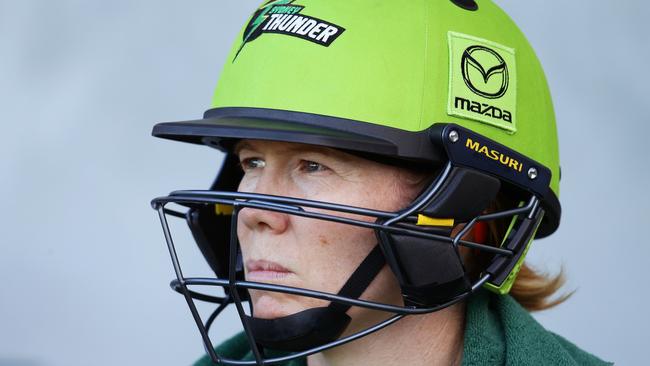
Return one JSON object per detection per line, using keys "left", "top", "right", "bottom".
{"left": 251, "top": 292, "right": 298, "bottom": 319}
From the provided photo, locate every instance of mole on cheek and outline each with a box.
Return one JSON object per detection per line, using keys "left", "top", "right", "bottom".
{"left": 318, "top": 235, "right": 329, "bottom": 246}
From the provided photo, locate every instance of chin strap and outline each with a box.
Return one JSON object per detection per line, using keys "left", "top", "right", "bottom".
{"left": 244, "top": 244, "right": 386, "bottom": 352}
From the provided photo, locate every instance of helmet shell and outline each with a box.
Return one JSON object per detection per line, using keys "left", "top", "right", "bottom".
{"left": 212, "top": 0, "right": 560, "bottom": 197}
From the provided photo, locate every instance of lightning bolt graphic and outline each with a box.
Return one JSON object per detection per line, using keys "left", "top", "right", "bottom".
{"left": 233, "top": 0, "right": 294, "bottom": 61}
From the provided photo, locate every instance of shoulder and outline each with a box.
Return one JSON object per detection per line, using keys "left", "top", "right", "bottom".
{"left": 463, "top": 290, "right": 612, "bottom": 366}
{"left": 549, "top": 331, "right": 613, "bottom": 366}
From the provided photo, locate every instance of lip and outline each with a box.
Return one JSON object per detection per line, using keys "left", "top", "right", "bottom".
{"left": 245, "top": 259, "right": 294, "bottom": 282}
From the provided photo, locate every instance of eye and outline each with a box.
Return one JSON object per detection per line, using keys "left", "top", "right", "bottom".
{"left": 240, "top": 157, "right": 266, "bottom": 171}
{"left": 299, "top": 160, "right": 328, "bottom": 173}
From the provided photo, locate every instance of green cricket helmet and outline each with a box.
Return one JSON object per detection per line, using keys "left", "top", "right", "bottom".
{"left": 151, "top": 0, "right": 560, "bottom": 363}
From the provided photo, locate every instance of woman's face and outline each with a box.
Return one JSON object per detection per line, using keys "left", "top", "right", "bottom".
{"left": 235, "top": 139, "right": 426, "bottom": 325}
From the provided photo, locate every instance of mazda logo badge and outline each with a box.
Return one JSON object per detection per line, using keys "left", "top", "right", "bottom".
{"left": 461, "top": 45, "right": 509, "bottom": 99}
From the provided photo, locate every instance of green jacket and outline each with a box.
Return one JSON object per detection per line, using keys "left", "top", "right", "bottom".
{"left": 195, "top": 290, "right": 611, "bottom": 365}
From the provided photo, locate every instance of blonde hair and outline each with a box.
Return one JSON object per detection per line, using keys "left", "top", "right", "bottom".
{"left": 509, "top": 264, "right": 572, "bottom": 311}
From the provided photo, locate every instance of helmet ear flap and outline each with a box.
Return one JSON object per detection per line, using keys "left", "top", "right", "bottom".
{"left": 377, "top": 167, "right": 501, "bottom": 306}
{"left": 418, "top": 168, "right": 501, "bottom": 222}
{"left": 377, "top": 230, "right": 471, "bottom": 306}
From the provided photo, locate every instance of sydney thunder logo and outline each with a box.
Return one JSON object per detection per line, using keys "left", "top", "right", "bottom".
{"left": 234, "top": 0, "right": 346, "bottom": 61}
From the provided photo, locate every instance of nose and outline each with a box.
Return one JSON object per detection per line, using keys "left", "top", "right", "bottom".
{"left": 237, "top": 169, "right": 291, "bottom": 234}
{"left": 238, "top": 205, "right": 290, "bottom": 234}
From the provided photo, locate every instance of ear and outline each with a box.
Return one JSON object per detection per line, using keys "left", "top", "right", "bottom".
{"left": 451, "top": 220, "right": 488, "bottom": 244}
{"left": 473, "top": 221, "right": 488, "bottom": 244}
{"left": 453, "top": 220, "right": 489, "bottom": 267}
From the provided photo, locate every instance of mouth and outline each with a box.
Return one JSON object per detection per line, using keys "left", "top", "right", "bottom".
{"left": 245, "top": 259, "right": 294, "bottom": 282}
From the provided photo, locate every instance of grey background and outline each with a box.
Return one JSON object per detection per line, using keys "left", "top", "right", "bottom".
{"left": 1, "top": 1, "right": 648, "bottom": 365}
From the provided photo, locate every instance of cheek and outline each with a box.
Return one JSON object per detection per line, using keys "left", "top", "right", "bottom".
{"left": 327, "top": 175, "right": 414, "bottom": 213}
{"left": 291, "top": 215, "right": 378, "bottom": 292}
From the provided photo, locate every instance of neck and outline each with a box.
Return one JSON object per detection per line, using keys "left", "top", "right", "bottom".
{"left": 307, "top": 302, "right": 466, "bottom": 366}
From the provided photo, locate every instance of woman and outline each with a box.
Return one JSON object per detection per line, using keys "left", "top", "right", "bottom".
{"left": 151, "top": 0, "right": 610, "bottom": 364}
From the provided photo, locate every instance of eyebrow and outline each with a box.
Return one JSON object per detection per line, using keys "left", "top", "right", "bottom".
{"left": 233, "top": 140, "right": 254, "bottom": 155}
{"left": 232, "top": 139, "right": 357, "bottom": 163}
